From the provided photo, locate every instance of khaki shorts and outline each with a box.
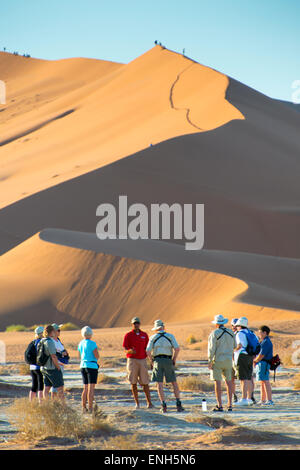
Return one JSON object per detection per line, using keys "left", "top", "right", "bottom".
{"left": 210, "top": 359, "right": 232, "bottom": 381}
{"left": 127, "top": 358, "right": 150, "bottom": 385}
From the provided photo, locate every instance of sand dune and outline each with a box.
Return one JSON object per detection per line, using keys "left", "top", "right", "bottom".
{"left": 0, "top": 46, "right": 300, "bottom": 328}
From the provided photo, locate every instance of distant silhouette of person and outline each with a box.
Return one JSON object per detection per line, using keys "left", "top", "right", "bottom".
{"left": 154, "top": 40, "right": 158, "bottom": 45}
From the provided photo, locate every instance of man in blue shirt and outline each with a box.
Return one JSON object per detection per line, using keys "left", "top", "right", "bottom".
{"left": 253, "top": 325, "right": 274, "bottom": 406}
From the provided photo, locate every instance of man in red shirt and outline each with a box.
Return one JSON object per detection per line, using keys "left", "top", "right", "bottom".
{"left": 123, "top": 317, "right": 154, "bottom": 409}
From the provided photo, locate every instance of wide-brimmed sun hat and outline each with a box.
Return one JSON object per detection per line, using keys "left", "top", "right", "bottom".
{"left": 152, "top": 319, "right": 165, "bottom": 331}
{"left": 81, "top": 326, "right": 93, "bottom": 338}
{"left": 35, "top": 326, "right": 44, "bottom": 335}
{"left": 131, "top": 317, "right": 140, "bottom": 324}
{"left": 236, "top": 317, "right": 248, "bottom": 327}
{"left": 212, "top": 314, "right": 228, "bottom": 325}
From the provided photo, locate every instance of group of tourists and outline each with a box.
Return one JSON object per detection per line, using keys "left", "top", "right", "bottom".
{"left": 25, "top": 314, "right": 276, "bottom": 413}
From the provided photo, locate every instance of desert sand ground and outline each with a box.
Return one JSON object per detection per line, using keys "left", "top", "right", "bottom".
{"left": 0, "top": 322, "right": 299, "bottom": 450}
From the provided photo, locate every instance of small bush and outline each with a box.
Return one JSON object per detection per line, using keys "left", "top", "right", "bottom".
{"left": 59, "top": 323, "right": 79, "bottom": 331}
{"left": 19, "top": 364, "right": 30, "bottom": 375}
{"left": 186, "top": 335, "right": 198, "bottom": 345}
{"left": 177, "top": 375, "right": 214, "bottom": 392}
{"left": 5, "top": 324, "right": 27, "bottom": 332}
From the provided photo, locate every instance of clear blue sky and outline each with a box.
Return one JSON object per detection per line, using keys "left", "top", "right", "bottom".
{"left": 1, "top": 0, "right": 299, "bottom": 100}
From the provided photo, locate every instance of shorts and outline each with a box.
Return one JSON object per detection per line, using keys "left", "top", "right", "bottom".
{"left": 256, "top": 361, "right": 270, "bottom": 381}
{"left": 30, "top": 370, "right": 44, "bottom": 392}
{"left": 81, "top": 367, "right": 99, "bottom": 385}
{"left": 210, "top": 359, "right": 232, "bottom": 381}
{"left": 42, "top": 368, "right": 64, "bottom": 388}
{"left": 151, "top": 357, "right": 176, "bottom": 383}
{"left": 236, "top": 353, "right": 253, "bottom": 381}
{"left": 127, "top": 358, "right": 150, "bottom": 385}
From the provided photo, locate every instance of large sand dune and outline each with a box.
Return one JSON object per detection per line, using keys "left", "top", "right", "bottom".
{"left": 0, "top": 46, "right": 299, "bottom": 328}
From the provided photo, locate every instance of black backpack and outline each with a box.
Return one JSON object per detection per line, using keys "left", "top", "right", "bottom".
{"left": 24, "top": 340, "right": 37, "bottom": 365}
{"left": 269, "top": 354, "right": 281, "bottom": 382}
{"left": 36, "top": 339, "right": 50, "bottom": 366}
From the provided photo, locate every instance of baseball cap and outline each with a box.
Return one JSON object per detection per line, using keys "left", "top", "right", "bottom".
{"left": 35, "top": 326, "right": 44, "bottom": 335}
{"left": 51, "top": 323, "right": 59, "bottom": 331}
{"left": 131, "top": 317, "right": 140, "bottom": 324}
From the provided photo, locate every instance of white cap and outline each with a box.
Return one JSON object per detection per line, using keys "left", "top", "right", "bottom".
{"left": 236, "top": 317, "right": 248, "bottom": 327}
{"left": 212, "top": 314, "right": 228, "bottom": 325}
{"left": 35, "top": 326, "right": 44, "bottom": 335}
{"left": 81, "top": 326, "right": 93, "bottom": 338}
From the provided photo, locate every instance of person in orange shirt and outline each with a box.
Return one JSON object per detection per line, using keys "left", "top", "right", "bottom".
{"left": 123, "top": 317, "right": 154, "bottom": 409}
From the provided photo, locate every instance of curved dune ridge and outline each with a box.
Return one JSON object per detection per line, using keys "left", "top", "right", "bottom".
{"left": 0, "top": 46, "right": 243, "bottom": 209}
{"left": 0, "top": 46, "right": 300, "bottom": 328}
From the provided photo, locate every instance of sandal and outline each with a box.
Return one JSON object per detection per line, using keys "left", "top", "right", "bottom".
{"left": 227, "top": 406, "right": 233, "bottom": 412}
{"left": 212, "top": 406, "right": 223, "bottom": 412}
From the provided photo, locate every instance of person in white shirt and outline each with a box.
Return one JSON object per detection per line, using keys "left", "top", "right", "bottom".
{"left": 146, "top": 320, "right": 184, "bottom": 413}
{"left": 234, "top": 317, "right": 254, "bottom": 405}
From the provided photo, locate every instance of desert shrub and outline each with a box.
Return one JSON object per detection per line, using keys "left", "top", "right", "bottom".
{"left": 97, "top": 374, "right": 118, "bottom": 384}
{"left": 177, "top": 375, "right": 214, "bottom": 392}
{"left": 19, "top": 363, "right": 30, "bottom": 375}
{"left": 5, "top": 324, "right": 27, "bottom": 332}
{"left": 294, "top": 373, "right": 300, "bottom": 390}
{"left": 59, "top": 323, "right": 79, "bottom": 331}
{"left": 186, "top": 334, "right": 198, "bottom": 345}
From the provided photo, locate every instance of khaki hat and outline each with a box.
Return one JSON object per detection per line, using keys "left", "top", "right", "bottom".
{"left": 131, "top": 317, "right": 140, "bottom": 324}
{"left": 212, "top": 314, "right": 228, "bottom": 325}
{"left": 152, "top": 319, "right": 164, "bottom": 331}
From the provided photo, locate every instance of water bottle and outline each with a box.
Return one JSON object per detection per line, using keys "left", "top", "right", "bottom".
{"left": 202, "top": 399, "right": 207, "bottom": 411}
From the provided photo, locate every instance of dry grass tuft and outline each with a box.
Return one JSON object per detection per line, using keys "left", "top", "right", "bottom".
{"left": 195, "top": 425, "right": 282, "bottom": 445}
{"left": 97, "top": 374, "right": 119, "bottom": 384}
{"left": 104, "top": 433, "right": 139, "bottom": 450}
{"left": 8, "top": 398, "right": 85, "bottom": 441}
{"left": 186, "top": 335, "right": 198, "bottom": 345}
{"left": 186, "top": 414, "right": 234, "bottom": 429}
{"left": 177, "top": 375, "right": 214, "bottom": 392}
{"left": 8, "top": 398, "right": 112, "bottom": 442}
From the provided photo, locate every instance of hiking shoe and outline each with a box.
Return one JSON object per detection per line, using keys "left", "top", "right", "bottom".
{"left": 177, "top": 403, "right": 185, "bottom": 412}
{"left": 233, "top": 393, "right": 238, "bottom": 403}
{"left": 212, "top": 406, "right": 223, "bottom": 412}
{"left": 237, "top": 398, "right": 249, "bottom": 406}
{"left": 264, "top": 400, "right": 274, "bottom": 406}
{"left": 161, "top": 403, "right": 167, "bottom": 413}
{"left": 251, "top": 395, "right": 257, "bottom": 404}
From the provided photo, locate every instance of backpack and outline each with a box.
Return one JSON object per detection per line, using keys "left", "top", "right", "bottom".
{"left": 24, "top": 340, "right": 37, "bottom": 365}
{"left": 36, "top": 338, "right": 50, "bottom": 367}
{"left": 153, "top": 332, "right": 173, "bottom": 347}
{"left": 216, "top": 327, "right": 234, "bottom": 341}
{"left": 269, "top": 354, "right": 281, "bottom": 382}
{"left": 240, "top": 329, "right": 261, "bottom": 356}
{"left": 56, "top": 338, "right": 70, "bottom": 364}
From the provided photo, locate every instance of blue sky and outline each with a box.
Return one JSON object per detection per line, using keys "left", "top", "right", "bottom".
{"left": 1, "top": 0, "right": 299, "bottom": 100}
